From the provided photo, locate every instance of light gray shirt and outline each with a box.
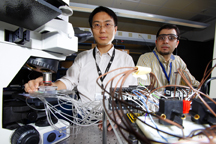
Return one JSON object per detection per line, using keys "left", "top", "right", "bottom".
{"left": 59, "top": 46, "right": 137, "bottom": 103}
{"left": 137, "top": 48, "right": 200, "bottom": 88}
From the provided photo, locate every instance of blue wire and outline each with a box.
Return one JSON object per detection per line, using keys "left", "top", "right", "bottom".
{"left": 132, "top": 90, "right": 159, "bottom": 106}
{"left": 132, "top": 91, "right": 168, "bottom": 142}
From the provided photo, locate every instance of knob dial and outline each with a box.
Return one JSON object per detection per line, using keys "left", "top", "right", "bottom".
{"left": 11, "top": 125, "right": 40, "bottom": 144}
{"left": 47, "top": 132, "right": 56, "bottom": 142}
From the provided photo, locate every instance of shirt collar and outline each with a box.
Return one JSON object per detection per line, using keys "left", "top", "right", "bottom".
{"left": 95, "top": 45, "right": 115, "bottom": 56}
{"left": 154, "top": 47, "right": 175, "bottom": 62}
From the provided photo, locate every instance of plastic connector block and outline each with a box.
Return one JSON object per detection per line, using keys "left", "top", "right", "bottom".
{"left": 189, "top": 98, "right": 216, "bottom": 125}
{"left": 110, "top": 85, "right": 145, "bottom": 93}
{"left": 108, "top": 86, "right": 144, "bottom": 110}
{"left": 164, "top": 86, "right": 190, "bottom": 98}
{"left": 183, "top": 100, "right": 191, "bottom": 114}
{"left": 108, "top": 96, "right": 141, "bottom": 110}
{"left": 157, "top": 99, "right": 183, "bottom": 126}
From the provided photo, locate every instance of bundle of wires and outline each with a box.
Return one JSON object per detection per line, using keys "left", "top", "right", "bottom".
{"left": 28, "top": 90, "right": 104, "bottom": 136}
{"left": 25, "top": 58, "right": 216, "bottom": 143}
{"left": 95, "top": 60, "right": 216, "bottom": 144}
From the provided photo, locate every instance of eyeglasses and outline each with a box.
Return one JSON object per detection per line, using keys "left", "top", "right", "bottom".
{"left": 92, "top": 23, "right": 114, "bottom": 30}
{"left": 157, "top": 34, "right": 178, "bottom": 41}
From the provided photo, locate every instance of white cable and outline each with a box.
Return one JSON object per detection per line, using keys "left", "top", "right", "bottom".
{"left": 27, "top": 91, "right": 104, "bottom": 135}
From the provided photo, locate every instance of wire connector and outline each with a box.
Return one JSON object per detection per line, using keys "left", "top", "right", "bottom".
{"left": 132, "top": 66, "right": 151, "bottom": 80}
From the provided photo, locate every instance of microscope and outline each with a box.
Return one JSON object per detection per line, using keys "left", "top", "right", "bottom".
{"left": 0, "top": 0, "right": 78, "bottom": 143}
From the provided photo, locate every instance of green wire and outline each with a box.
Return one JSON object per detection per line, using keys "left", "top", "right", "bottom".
{"left": 139, "top": 82, "right": 160, "bottom": 99}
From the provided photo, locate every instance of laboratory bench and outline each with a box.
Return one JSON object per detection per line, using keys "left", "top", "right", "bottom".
{"left": 58, "top": 124, "right": 128, "bottom": 144}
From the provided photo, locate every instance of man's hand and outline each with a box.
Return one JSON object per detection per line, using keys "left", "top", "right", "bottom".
{"left": 98, "top": 120, "right": 117, "bottom": 131}
{"left": 24, "top": 78, "right": 66, "bottom": 93}
{"left": 24, "top": 77, "right": 44, "bottom": 93}
{"left": 98, "top": 112, "right": 122, "bottom": 131}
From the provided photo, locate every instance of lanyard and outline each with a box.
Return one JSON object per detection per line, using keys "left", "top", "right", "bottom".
{"left": 153, "top": 50, "right": 172, "bottom": 84}
{"left": 93, "top": 47, "right": 115, "bottom": 83}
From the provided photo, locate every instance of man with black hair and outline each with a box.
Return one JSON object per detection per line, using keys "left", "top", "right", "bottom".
{"left": 137, "top": 24, "right": 199, "bottom": 88}
{"left": 24, "top": 6, "right": 137, "bottom": 130}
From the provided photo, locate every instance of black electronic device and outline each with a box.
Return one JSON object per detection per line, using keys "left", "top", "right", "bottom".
{"left": 156, "top": 98, "right": 184, "bottom": 126}
{"left": 189, "top": 98, "right": 216, "bottom": 125}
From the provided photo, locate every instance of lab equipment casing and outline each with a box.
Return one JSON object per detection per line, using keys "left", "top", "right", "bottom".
{"left": 0, "top": 0, "right": 78, "bottom": 143}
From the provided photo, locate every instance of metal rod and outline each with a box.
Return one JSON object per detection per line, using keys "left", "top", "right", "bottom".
{"left": 102, "top": 110, "right": 107, "bottom": 144}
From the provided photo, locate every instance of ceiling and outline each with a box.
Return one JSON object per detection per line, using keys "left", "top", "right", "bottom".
{"left": 69, "top": 0, "right": 216, "bottom": 42}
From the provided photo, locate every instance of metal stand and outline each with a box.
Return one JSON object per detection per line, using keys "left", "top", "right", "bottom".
{"left": 102, "top": 110, "right": 107, "bottom": 144}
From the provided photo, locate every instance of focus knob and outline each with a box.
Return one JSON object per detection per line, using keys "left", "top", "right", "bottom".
{"left": 47, "top": 132, "right": 56, "bottom": 142}
{"left": 11, "top": 125, "right": 40, "bottom": 144}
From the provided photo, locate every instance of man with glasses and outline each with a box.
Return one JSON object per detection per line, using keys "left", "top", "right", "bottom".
{"left": 136, "top": 24, "right": 200, "bottom": 89}
{"left": 24, "top": 6, "right": 137, "bottom": 130}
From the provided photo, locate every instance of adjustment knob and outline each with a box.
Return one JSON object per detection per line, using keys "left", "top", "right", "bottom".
{"left": 11, "top": 125, "right": 40, "bottom": 144}
{"left": 47, "top": 132, "right": 56, "bottom": 142}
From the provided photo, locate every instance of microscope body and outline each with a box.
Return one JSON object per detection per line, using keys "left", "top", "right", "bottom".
{"left": 0, "top": 0, "right": 78, "bottom": 143}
